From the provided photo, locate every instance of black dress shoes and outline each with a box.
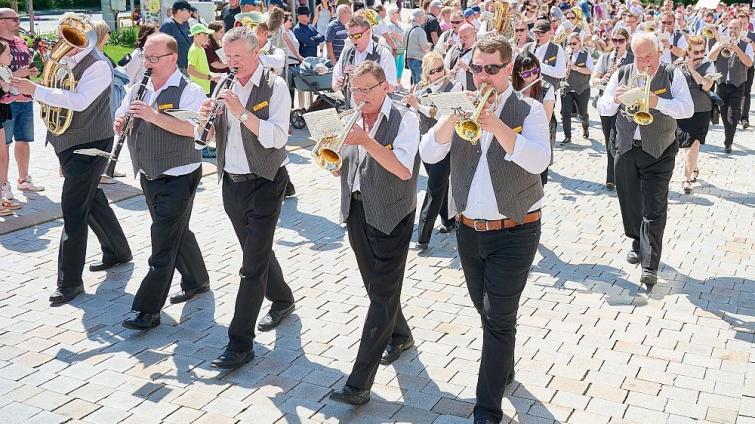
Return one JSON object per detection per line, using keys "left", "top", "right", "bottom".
{"left": 49, "top": 285, "right": 84, "bottom": 304}
{"left": 438, "top": 222, "right": 458, "bottom": 234}
{"left": 473, "top": 418, "right": 497, "bottom": 424}
{"left": 257, "top": 303, "right": 295, "bottom": 332}
{"left": 416, "top": 241, "right": 429, "bottom": 251}
{"left": 561, "top": 137, "right": 572, "bottom": 145}
{"left": 285, "top": 181, "right": 296, "bottom": 198}
{"left": 724, "top": 146, "right": 732, "bottom": 154}
{"left": 89, "top": 255, "right": 133, "bottom": 272}
{"left": 626, "top": 250, "right": 640, "bottom": 265}
{"left": 640, "top": 268, "right": 657, "bottom": 291}
{"left": 211, "top": 349, "right": 254, "bottom": 369}
{"left": 169, "top": 284, "right": 211, "bottom": 304}
{"left": 122, "top": 312, "right": 160, "bottom": 330}
{"left": 329, "top": 385, "right": 370, "bottom": 406}
{"left": 380, "top": 337, "right": 415, "bottom": 365}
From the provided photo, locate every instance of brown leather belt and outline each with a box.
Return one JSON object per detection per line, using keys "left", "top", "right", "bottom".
{"left": 459, "top": 210, "right": 541, "bottom": 232}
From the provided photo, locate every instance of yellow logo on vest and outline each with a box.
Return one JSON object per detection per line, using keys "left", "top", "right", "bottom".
{"left": 158, "top": 103, "right": 174, "bottom": 111}
{"left": 511, "top": 126, "right": 523, "bottom": 134}
{"left": 253, "top": 101, "right": 269, "bottom": 112}
{"left": 385, "top": 144, "right": 393, "bottom": 151}
{"left": 547, "top": 56, "right": 556, "bottom": 63}
{"left": 653, "top": 88, "right": 667, "bottom": 95}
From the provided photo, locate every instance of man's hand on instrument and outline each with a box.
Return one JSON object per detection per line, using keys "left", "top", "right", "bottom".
{"left": 334, "top": 75, "right": 346, "bottom": 91}
{"left": 128, "top": 100, "right": 158, "bottom": 123}
{"left": 12, "top": 67, "right": 31, "bottom": 78}
{"left": 344, "top": 122, "right": 368, "bottom": 146}
{"left": 404, "top": 93, "right": 419, "bottom": 109}
{"left": 210, "top": 72, "right": 222, "bottom": 82}
{"left": 614, "top": 84, "right": 629, "bottom": 104}
{"left": 10, "top": 77, "right": 36, "bottom": 96}
{"left": 217, "top": 89, "right": 245, "bottom": 118}
{"left": 477, "top": 107, "right": 504, "bottom": 134}
{"left": 113, "top": 115, "right": 126, "bottom": 134}
{"left": 29, "top": 66, "right": 39, "bottom": 78}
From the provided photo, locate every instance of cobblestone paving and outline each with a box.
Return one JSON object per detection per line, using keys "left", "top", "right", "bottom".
{"left": 0, "top": 99, "right": 753, "bottom": 423}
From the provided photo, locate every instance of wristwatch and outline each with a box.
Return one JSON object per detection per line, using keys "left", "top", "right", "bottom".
{"left": 239, "top": 111, "right": 250, "bottom": 122}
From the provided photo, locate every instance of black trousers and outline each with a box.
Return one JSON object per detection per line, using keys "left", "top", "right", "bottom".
{"left": 417, "top": 156, "right": 454, "bottom": 244}
{"left": 741, "top": 66, "right": 754, "bottom": 123}
{"left": 560, "top": 89, "right": 590, "bottom": 137}
{"left": 456, "top": 220, "right": 541, "bottom": 424}
{"left": 614, "top": 142, "right": 677, "bottom": 271}
{"left": 131, "top": 168, "right": 209, "bottom": 314}
{"left": 57, "top": 138, "right": 131, "bottom": 288}
{"left": 600, "top": 114, "right": 617, "bottom": 184}
{"left": 717, "top": 82, "right": 745, "bottom": 148}
{"left": 345, "top": 198, "right": 414, "bottom": 390}
{"left": 222, "top": 167, "right": 294, "bottom": 353}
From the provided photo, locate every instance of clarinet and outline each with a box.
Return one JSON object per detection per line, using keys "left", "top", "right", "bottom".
{"left": 103, "top": 68, "right": 152, "bottom": 179}
{"left": 196, "top": 68, "right": 237, "bottom": 146}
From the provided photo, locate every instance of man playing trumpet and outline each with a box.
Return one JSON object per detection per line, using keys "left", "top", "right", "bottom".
{"left": 328, "top": 60, "right": 420, "bottom": 406}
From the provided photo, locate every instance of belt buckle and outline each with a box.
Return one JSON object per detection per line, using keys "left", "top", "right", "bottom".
{"left": 472, "top": 219, "right": 489, "bottom": 232}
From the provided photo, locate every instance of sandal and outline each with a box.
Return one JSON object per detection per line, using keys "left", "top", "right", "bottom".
{"left": 682, "top": 180, "right": 692, "bottom": 195}
{"left": 1, "top": 199, "right": 23, "bottom": 210}
{"left": 0, "top": 207, "right": 12, "bottom": 217}
{"left": 690, "top": 168, "right": 699, "bottom": 183}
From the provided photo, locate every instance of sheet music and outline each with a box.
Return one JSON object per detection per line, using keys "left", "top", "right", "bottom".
{"left": 73, "top": 148, "right": 113, "bottom": 158}
{"left": 216, "top": 48, "right": 226, "bottom": 64}
{"left": 704, "top": 72, "right": 723, "bottom": 82}
{"left": 165, "top": 109, "right": 202, "bottom": 122}
{"left": 617, "top": 87, "right": 644, "bottom": 107}
{"left": 303, "top": 109, "right": 344, "bottom": 142}
{"left": 418, "top": 92, "right": 476, "bottom": 116}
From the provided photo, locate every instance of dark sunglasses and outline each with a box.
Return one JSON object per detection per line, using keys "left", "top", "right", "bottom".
{"left": 428, "top": 65, "right": 445, "bottom": 75}
{"left": 567, "top": 16, "right": 576, "bottom": 20}
{"left": 690, "top": 49, "right": 706, "bottom": 54}
{"left": 661, "top": 20, "right": 674, "bottom": 24}
{"left": 568, "top": 42, "right": 579, "bottom": 46}
{"left": 612, "top": 38, "right": 626, "bottom": 43}
{"left": 515, "top": 28, "right": 526, "bottom": 32}
{"left": 451, "top": 20, "right": 463, "bottom": 24}
{"left": 519, "top": 67, "right": 540, "bottom": 78}
{"left": 469, "top": 62, "right": 508, "bottom": 75}
{"left": 348, "top": 29, "right": 368, "bottom": 40}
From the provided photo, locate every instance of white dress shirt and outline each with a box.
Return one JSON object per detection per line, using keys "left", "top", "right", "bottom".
{"left": 224, "top": 65, "right": 291, "bottom": 174}
{"left": 35, "top": 47, "right": 112, "bottom": 112}
{"left": 534, "top": 41, "right": 567, "bottom": 80}
{"left": 445, "top": 46, "right": 474, "bottom": 90}
{"left": 420, "top": 85, "right": 551, "bottom": 220}
{"left": 115, "top": 69, "right": 206, "bottom": 176}
{"left": 332, "top": 39, "right": 398, "bottom": 87}
{"left": 352, "top": 97, "right": 420, "bottom": 193}
{"left": 660, "top": 33, "right": 688, "bottom": 64}
{"left": 569, "top": 49, "right": 594, "bottom": 72}
{"left": 259, "top": 42, "right": 286, "bottom": 74}
{"left": 597, "top": 65, "right": 695, "bottom": 140}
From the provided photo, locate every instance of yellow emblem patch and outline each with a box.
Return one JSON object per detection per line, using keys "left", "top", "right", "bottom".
{"left": 653, "top": 88, "right": 667, "bottom": 95}
{"left": 547, "top": 56, "right": 556, "bottom": 62}
{"left": 253, "top": 101, "right": 269, "bottom": 111}
{"left": 158, "top": 103, "right": 173, "bottom": 111}
{"left": 385, "top": 144, "right": 393, "bottom": 150}
{"left": 511, "top": 126, "right": 523, "bottom": 134}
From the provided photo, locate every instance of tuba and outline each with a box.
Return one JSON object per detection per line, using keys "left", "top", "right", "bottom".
{"left": 454, "top": 83, "right": 498, "bottom": 144}
{"left": 311, "top": 102, "right": 365, "bottom": 172}
{"left": 39, "top": 14, "right": 96, "bottom": 136}
{"left": 492, "top": 1, "right": 517, "bottom": 39}
{"left": 235, "top": 11, "right": 265, "bottom": 29}
{"left": 625, "top": 68, "right": 654, "bottom": 126}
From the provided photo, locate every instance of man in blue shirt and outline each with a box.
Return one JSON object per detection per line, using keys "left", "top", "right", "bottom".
{"left": 293, "top": 7, "right": 325, "bottom": 58}
{"left": 326, "top": 4, "right": 351, "bottom": 64}
{"left": 159, "top": 0, "right": 194, "bottom": 73}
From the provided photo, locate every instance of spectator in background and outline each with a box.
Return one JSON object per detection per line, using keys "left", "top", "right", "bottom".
{"left": 205, "top": 21, "right": 229, "bottom": 94}
{"left": 423, "top": 0, "right": 442, "bottom": 47}
{"left": 222, "top": 0, "right": 241, "bottom": 31}
{"left": 0, "top": 7, "right": 43, "bottom": 198}
{"left": 439, "top": 6, "right": 452, "bottom": 31}
{"left": 326, "top": 4, "right": 351, "bottom": 64}
{"left": 313, "top": 0, "right": 335, "bottom": 38}
{"left": 121, "top": 24, "right": 158, "bottom": 84}
{"left": 294, "top": 6, "right": 325, "bottom": 58}
{"left": 187, "top": 24, "right": 220, "bottom": 95}
{"left": 406, "top": 9, "right": 431, "bottom": 85}
{"left": 160, "top": 0, "right": 195, "bottom": 74}
{"left": 383, "top": 6, "right": 406, "bottom": 89}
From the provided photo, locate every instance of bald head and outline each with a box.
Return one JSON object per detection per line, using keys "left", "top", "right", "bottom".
{"left": 0, "top": 7, "right": 19, "bottom": 38}
{"left": 459, "top": 23, "right": 476, "bottom": 48}
{"left": 146, "top": 32, "right": 178, "bottom": 53}
{"left": 143, "top": 33, "right": 179, "bottom": 77}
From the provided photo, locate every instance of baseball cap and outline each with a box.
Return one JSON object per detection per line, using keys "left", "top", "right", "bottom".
{"left": 269, "top": 0, "right": 287, "bottom": 9}
{"left": 463, "top": 8, "right": 474, "bottom": 18}
{"left": 240, "top": 0, "right": 258, "bottom": 6}
{"left": 471, "top": 5, "right": 481, "bottom": 13}
{"left": 172, "top": 0, "right": 196, "bottom": 12}
{"left": 533, "top": 19, "right": 551, "bottom": 33}
{"left": 189, "top": 23, "right": 214, "bottom": 36}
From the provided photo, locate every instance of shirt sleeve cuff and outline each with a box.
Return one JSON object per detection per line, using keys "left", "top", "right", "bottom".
{"left": 504, "top": 134, "right": 526, "bottom": 162}
{"left": 418, "top": 105, "right": 432, "bottom": 117}
{"left": 258, "top": 120, "right": 286, "bottom": 149}
{"left": 33, "top": 85, "right": 49, "bottom": 103}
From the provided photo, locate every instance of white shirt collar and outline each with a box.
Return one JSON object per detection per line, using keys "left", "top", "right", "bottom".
{"left": 357, "top": 39, "right": 375, "bottom": 55}
{"left": 149, "top": 69, "right": 184, "bottom": 92}
{"left": 494, "top": 84, "right": 514, "bottom": 116}
{"left": 65, "top": 47, "right": 94, "bottom": 65}
{"left": 238, "top": 65, "right": 264, "bottom": 89}
{"left": 360, "top": 95, "right": 393, "bottom": 128}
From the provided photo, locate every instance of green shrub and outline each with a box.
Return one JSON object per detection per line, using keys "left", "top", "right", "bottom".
{"left": 108, "top": 26, "right": 137, "bottom": 47}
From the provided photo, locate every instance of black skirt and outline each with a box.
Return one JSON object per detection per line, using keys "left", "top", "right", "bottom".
{"left": 677, "top": 111, "right": 711, "bottom": 147}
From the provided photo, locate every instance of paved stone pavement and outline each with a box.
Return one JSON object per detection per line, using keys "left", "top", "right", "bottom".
{"left": 0, "top": 89, "right": 754, "bottom": 424}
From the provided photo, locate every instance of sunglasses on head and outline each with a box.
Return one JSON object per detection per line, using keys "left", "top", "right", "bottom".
{"left": 469, "top": 62, "right": 508, "bottom": 75}
{"left": 428, "top": 65, "right": 444, "bottom": 75}
{"left": 519, "top": 67, "right": 540, "bottom": 78}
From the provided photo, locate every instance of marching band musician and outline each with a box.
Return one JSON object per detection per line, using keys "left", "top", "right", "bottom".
{"left": 598, "top": 32, "right": 693, "bottom": 291}
{"left": 434, "top": 10, "right": 463, "bottom": 55}
{"left": 13, "top": 14, "right": 132, "bottom": 305}
{"left": 444, "top": 23, "right": 477, "bottom": 90}
{"left": 736, "top": 10, "right": 755, "bottom": 129}
{"left": 678, "top": 35, "right": 717, "bottom": 195}
{"left": 560, "top": 33, "right": 592, "bottom": 145}
{"left": 404, "top": 52, "right": 461, "bottom": 250}
{"left": 420, "top": 34, "right": 550, "bottom": 424}
{"left": 328, "top": 61, "right": 420, "bottom": 406}
{"left": 332, "top": 15, "right": 396, "bottom": 108}
{"left": 591, "top": 27, "right": 634, "bottom": 190}
{"left": 709, "top": 18, "right": 753, "bottom": 154}
{"left": 118, "top": 33, "right": 210, "bottom": 330}
{"left": 525, "top": 19, "right": 566, "bottom": 144}
{"left": 659, "top": 11, "right": 688, "bottom": 65}
{"left": 198, "top": 26, "right": 295, "bottom": 369}
{"left": 511, "top": 20, "right": 533, "bottom": 55}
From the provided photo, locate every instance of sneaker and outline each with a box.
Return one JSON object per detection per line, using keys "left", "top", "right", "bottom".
{"left": 17, "top": 176, "right": 45, "bottom": 192}
{"left": 1, "top": 181, "right": 13, "bottom": 200}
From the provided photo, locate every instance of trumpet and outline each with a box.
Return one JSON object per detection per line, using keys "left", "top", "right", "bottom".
{"left": 311, "top": 102, "right": 365, "bottom": 172}
{"left": 719, "top": 34, "right": 733, "bottom": 58}
{"left": 454, "top": 83, "right": 498, "bottom": 144}
{"left": 196, "top": 68, "right": 237, "bottom": 147}
{"left": 624, "top": 68, "right": 654, "bottom": 126}
{"left": 701, "top": 25, "right": 716, "bottom": 39}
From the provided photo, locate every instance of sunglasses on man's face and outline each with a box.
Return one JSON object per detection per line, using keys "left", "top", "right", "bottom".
{"left": 690, "top": 49, "right": 706, "bottom": 55}
{"left": 428, "top": 66, "right": 445, "bottom": 75}
{"left": 568, "top": 42, "right": 579, "bottom": 46}
{"left": 612, "top": 38, "right": 626, "bottom": 43}
{"left": 348, "top": 29, "right": 368, "bottom": 40}
{"left": 661, "top": 20, "right": 674, "bottom": 24}
{"left": 451, "top": 20, "right": 463, "bottom": 24}
{"left": 469, "top": 62, "right": 508, "bottom": 75}
{"left": 519, "top": 67, "right": 540, "bottom": 78}
{"left": 515, "top": 28, "right": 526, "bottom": 32}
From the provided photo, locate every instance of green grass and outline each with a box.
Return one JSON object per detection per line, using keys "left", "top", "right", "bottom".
{"left": 103, "top": 44, "right": 134, "bottom": 65}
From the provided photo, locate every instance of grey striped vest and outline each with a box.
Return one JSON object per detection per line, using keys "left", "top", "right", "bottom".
{"left": 416, "top": 79, "right": 454, "bottom": 134}
{"left": 614, "top": 64, "right": 677, "bottom": 158}
{"left": 670, "top": 31, "right": 685, "bottom": 63}
{"left": 531, "top": 80, "right": 556, "bottom": 165}
{"left": 448, "top": 45, "right": 476, "bottom": 91}
{"left": 46, "top": 50, "right": 114, "bottom": 154}
{"left": 340, "top": 44, "right": 383, "bottom": 108}
{"left": 715, "top": 40, "right": 749, "bottom": 87}
{"left": 526, "top": 41, "right": 561, "bottom": 88}
{"left": 128, "top": 77, "right": 200, "bottom": 179}
{"left": 686, "top": 61, "right": 714, "bottom": 113}
{"left": 339, "top": 104, "right": 420, "bottom": 235}
{"left": 214, "top": 70, "right": 287, "bottom": 181}
{"left": 449, "top": 91, "right": 543, "bottom": 223}
{"left": 565, "top": 50, "right": 590, "bottom": 94}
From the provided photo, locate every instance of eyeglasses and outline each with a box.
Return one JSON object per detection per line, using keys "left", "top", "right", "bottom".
{"left": 568, "top": 42, "right": 579, "bottom": 46}
{"left": 567, "top": 16, "right": 576, "bottom": 20}
{"left": 519, "top": 67, "right": 540, "bottom": 78}
{"left": 428, "top": 65, "right": 445, "bottom": 75}
{"left": 350, "top": 80, "right": 384, "bottom": 94}
{"left": 0, "top": 17, "right": 19, "bottom": 22}
{"left": 451, "top": 20, "right": 463, "bottom": 24}
{"left": 144, "top": 53, "right": 174, "bottom": 63}
{"left": 661, "top": 20, "right": 674, "bottom": 24}
{"left": 690, "top": 49, "right": 706, "bottom": 54}
{"left": 612, "top": 38, "right": 626, "bottom": 43}
{"left": 469, "top": 62, "right": 508, "bottom": 75}
{"left": 348, "top": 29, "right": 368, "bottom": 40}
{"left": 515, "top": 28, "right": 526, "bottom": 32}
